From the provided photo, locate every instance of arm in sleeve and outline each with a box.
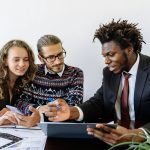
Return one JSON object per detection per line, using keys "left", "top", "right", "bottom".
{"left": 78, "top": 86, "right": 104, "bottom": 123}
{"left": 12, "top": 85, "right": 39, "bottom": 115}
{"left": 64, "top": 68, "right": 84, "bottom": 106}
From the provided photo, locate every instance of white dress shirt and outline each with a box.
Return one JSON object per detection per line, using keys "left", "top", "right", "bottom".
{"left": 115, "top": 54, "right": 139, "bottom": 128}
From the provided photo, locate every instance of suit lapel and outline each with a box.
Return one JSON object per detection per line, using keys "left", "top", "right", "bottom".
{"left": 109, "top": 73, "right": 121, "bottom": 104}
{"left": 108, "top": 73, "right": 121, "bottom": 121}
{"left": 112, "top": 74, "right": 121, "bottom": 100}
{"left": 134, "top": 54, "right": 148, "bottom": 116}
{"left": 104, "top": 69, "right": 121, "bottom": 112}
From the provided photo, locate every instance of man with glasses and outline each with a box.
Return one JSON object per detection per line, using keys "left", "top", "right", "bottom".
{"left": 15, "top": 35, "right": 83, "bottom": 117}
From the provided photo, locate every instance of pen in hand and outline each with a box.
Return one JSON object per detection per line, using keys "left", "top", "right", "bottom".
{"left": 48, "top": 97, "right": 60, "bottom": 110}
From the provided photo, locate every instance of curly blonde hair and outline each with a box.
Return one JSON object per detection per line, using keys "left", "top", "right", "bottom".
{"left": 0, "top": 40, "right": 37, "bottom": 99}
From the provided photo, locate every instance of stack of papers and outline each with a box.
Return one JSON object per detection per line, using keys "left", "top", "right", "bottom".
{"left": 0, "top": 125, "right": 47, "bottom": 150}
{"left": 0, "top": 132, "right": 23, "bottom": 149}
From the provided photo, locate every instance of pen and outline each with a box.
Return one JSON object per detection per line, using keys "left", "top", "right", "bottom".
{"left": 48, "top": 97, "right": 60, "bottom": 110}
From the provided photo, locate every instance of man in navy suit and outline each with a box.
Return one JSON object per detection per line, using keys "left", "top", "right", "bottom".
{"left": 44, "top": 19, "right": 150, "bottom": 145}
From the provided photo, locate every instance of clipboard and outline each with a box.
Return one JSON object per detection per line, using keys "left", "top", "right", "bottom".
{"left": 38, "top": 122, "right": 97, "bottom": 138}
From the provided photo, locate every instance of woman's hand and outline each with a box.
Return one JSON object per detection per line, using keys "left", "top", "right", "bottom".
{"left": 0, "top": 111, "right": 18, "bottom": 125}
{"left": 0, "top": 108, "right": 10, "bottom": 116}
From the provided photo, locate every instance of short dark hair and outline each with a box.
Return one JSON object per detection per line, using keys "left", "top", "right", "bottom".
{"left": 37, "top": 35, "right": 62, "bottom": 53}
{"left": 94, "top": 19, "right": 145, "bottom": 53}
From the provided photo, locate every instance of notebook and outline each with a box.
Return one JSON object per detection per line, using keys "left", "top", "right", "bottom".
{"left": 38, "top": 122, "right": 97, "bottom": 138}
{"left": 0, "top": 132, "right": 23, "bottom": 149}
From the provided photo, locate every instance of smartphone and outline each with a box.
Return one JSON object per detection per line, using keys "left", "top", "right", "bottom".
{"left": 87, "top": 123, "right": 117, "bottom": 133}
{"left": 6, "top": 105, "right": 24, "bottom": 115}
{"left": 87, "top": 123, "right": 117, "bottom": 129}
{"left": 104, "top": 123, "right": 117, "bottom": 129}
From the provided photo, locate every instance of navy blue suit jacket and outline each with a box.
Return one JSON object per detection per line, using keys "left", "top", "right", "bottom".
{"left": 79, "top": 54, "right": 150, "bottom": 129}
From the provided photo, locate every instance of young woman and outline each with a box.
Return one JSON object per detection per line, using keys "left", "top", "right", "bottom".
{"left": 0, "top": 40, "right": 40, "bottom": 126}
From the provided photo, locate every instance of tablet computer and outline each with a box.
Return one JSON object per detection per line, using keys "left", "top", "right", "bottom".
{"left": 38, "top": 122, "right": 97, "bottom": 138}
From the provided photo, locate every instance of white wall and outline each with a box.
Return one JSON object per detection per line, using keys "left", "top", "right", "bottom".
{"left": 0, "top": 0, "right": 150, "bottom": 101}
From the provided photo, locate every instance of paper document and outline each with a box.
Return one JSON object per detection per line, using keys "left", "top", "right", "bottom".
{"left": 0, "top": 126, "right": 47, "bottom": 150}
{"left": 0, "top": 132, "right": 23, "bottom": 149}
{"left": 0, "top": 125, "right": 40, "bottom": 130}
{"left": 0, "top": 137, "right": 12, "bottom": 147}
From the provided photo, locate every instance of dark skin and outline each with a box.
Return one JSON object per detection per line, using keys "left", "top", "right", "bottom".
{"left": 102, "top": 41, "right": 137, "bottom": 73}
{"left": 88, "top": 41, "right": 144, "bottom": 144}
{"left": 44, "top": 41, "right": 145, "bottom": 145}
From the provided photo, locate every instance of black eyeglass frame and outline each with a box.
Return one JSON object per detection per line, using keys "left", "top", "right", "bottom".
{"left": 41, "top": 50, "right": 66, "bottom": 63}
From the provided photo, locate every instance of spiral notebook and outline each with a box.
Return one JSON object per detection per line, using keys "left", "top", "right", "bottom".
{"left": 0, "top": 132, "right": 23, "bottom": 149}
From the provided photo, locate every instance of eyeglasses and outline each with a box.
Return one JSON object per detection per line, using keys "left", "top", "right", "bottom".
{"left": 41, "top": 50, "right": 66, "bottom": 63}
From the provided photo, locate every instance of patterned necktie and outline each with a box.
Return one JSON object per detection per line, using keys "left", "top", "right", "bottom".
{"left": 120, "top": 72, "right": 131, "bottom": 129}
